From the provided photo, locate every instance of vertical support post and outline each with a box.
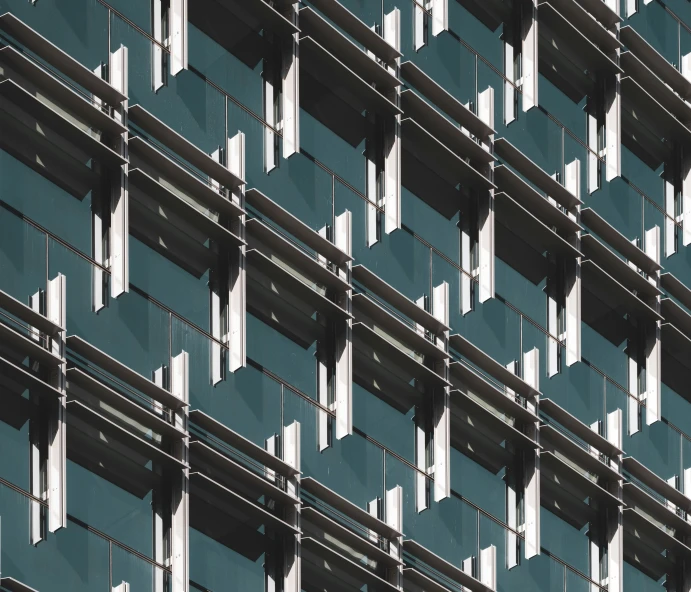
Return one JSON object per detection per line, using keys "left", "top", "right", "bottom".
{"left": 366, "top": 127, "right": 380, "bottom": 247}
{"left": 606, "top": 409, "right": 623, "bottom": 592}
{"left": 171, "top": 351, "right": 189, "bottom": 592}
{"left": 283, "top": 421, "right": 301, "bottom": 592}
{"left": 504, "top": 34, "right": 516, "bottom": 125}
{"left": 645, "top": 226, "right": 661, "bottom": 426}
{"left": 478, "top": 87, "right": 495, "bottom": 304}
{"left": 460, "top": 213, "right": 473, "bottom": 315}
{"left": 666, "top": 174, "right": 677, "bottom": 257}
{"left": 683, "top": 149, "right": 691, "bottom": 247}
{"left": 47, "top": 273, "right": 66, "bottom": 534}
{"left": 282, "top": 3, "right": 299, "bottom": 158}
{"left": 109, "top": 46, "right": 129, "bottom": 299}
{"left": 386, "top": 486, "right": 403, "bottom": 589}
{"left": 228, "top": 132, "right": 246, "bottom": 373}
{"left": 384, "top": 9, "right": 401, "bottom": 235}
{"left": 113, "top": 583, "right": 130, "bottom": 592}
{"left": 415, "top": 403, "right": 428, "bottom": 513}
{"left": 264, "top": 58, "right": 278, "bottom": 174}
{"left": 335, "top": 211, "right": 353, "bottom": 440}
{"left": 523, "top": 347, "right": 540, "bottom": 559}
{"left": 414, "top": 2, "right": 426, "bottom": 52}
{"left": 169, "top": 0, "right": 188, "bottom": 76}
{"left": 565, "top": 159, "right": 581, "bottom": 367}
{"left": 152, "top": 0, "right": 165, "bottom": 91}
{"left": 521, "top": 0, "right": 538, "bottom": 112}
{"left": 92, "top": 62, "right": 107, "bottom": 312}
{"left": 433, "top": 282, "right": 450, "bottom": 502}
{"left": 431, "top": 0, "right": 448, "bottom": 37}
{"left": 480, "top": 545, "right": 497, "bottom": 590}
{"left": 29, "top": 291, "right": 44, "bottom": 545}
{"left": 605, "top": 76, "right": 621, "bottom": 182}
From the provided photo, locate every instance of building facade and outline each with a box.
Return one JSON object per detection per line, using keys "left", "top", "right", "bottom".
{"left": 0, "top": 0, "right": 691, "bottom": 590}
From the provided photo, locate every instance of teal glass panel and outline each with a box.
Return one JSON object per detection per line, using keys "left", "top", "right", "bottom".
{"left": 110, "top": 15, "right": 228, "bottom": 157}
{"left": 627, "top": 1, "right": 679, "bottom": 68}
{"left": 541, "top": 508, "right": 589, "bottom": 576}
{"left": 506, "top": 551, "right": 565, "bottom": 592}
{"left": 494, "top": 247, "right": 547, "bottom": 329}
{"left": 544, "top": 343, "right": 606, "bottom": 429}
{"left": 332, "top": 0, "right": 382, "bottom": 28}
{"left": 172, "top": 317, "right": 283, "bottom": 448}
{"left": 585, "top": 177, "right": 643, "bottom": 243}
{"left": 236, "top": 102, "right": 334, "bottom": 234}
{"left": 112, "top": 544, "right": 169, "bottom": 592}
{"left": 0, "top": 0, "right": 109, "bottom": 74}
{"left": 190, "top": 526, "right": 265, "bottom": 592}
{"left": 354, "top": 226, "right": 431, "bottom": 304}
{"left": 448, "top": 0, "right": 503, "bottom": 70}
{"left": 285, "top": 389, "right": 384, "bottom": 508}
{"left": 623, "top": 560, "right": 664, "bottom": 592}
{"left": 0, "top": 482, "right": 109, "bottom": 592}
{"left": 662, "top": 382, "right": 691, "bottom": 443}
{"left": 401, "top": 187, "right": 460, "bottom": 264}
{"left": 581, "top": 319, "right": 628, "bottom": 391}
{"left": 353, "top": 381, "right": 416, "bottom": 464}
{"left": 566, "top": 569, "right": 601, "bottom": 592}
{"left": 188, "top": 18, "right": 263, "bottom": 118}
{"left": 0, "top": 149, "right": 92, "bottom": 256}
{"left": 538, "top": 75, "right": 587, "bottom": 144}
{"left": 246, "top": 311, "right": 317, "bottom": 401}
{"left": 387, "top": 452, "right": 478, "bottom": 565}
{"left": 105, "top": 0, "right": 152, "bottom": 33}
{"left": 450, "top": 446, "right": 505, "bottom": 522}
{"left": 624, "top": 414, "right": 681, "bottom": 484}
{"left": 0, "top": 210, "right": 46, "bottom": 305}
{"left": 334, "top": 177, "right": 373, "bottom": 255}
{"left": 500, "top": 104, "right": 564, "bottom": 182}
{"left": 49, "top": 239, "right": 171, "bottom": 379}
{"left": 397, "top": 0, "right": 476, "bottom": 107}
{"left": 622, "top": 146, "right": 663, "bottom": 209}
{"left": 129, "top": 234, "right": 210, "bottom": 332}
{"left": 0, "top": 390, "right": 30, "bottom": 491}
{"left": 67, "top": 458, "right": 153, "bottom": 558}
{"left": 300, "top": 107, "right": 366, "bottom": 198}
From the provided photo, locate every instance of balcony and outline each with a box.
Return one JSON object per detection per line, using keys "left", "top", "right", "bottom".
{"left": 352, "top": 265, "right": 449, "bottom": 409}
{"left": 494, "top": 165, "right": 581, "bottom": 237}
{"left": 0, "top": 79, "right": 126, "bottom": 169}
{"left": 450, "top": 388, "right": 539, "bottom": 473}
{"left": 67, "top": 335, "right": 186, "bottom": 411}
{"left": 401, "top": 90, "right": 493, "bottom": 168}
{"left": 129, "top": 105, "right": 244, "bottom": 190}
{"left": 494, "top": 138, "right": 581, "bottom": 211}
{"left": 210, "top": 0, "right": 299, "bottom": 38}
{"left": 581, "top": 208, "right": 660, "bottom": 276}
{"left": 66, "top": 399, "right": 186, "bottom": 471}
{"left": 580, "top": 260, "right": 662, "bottom": 323}
{"left": 662, "top": 272, "right": 691, "bottom": 311}
{"left": 0, "top": 13, "right": 126, "bottom": 106}
{"left": 580, "top": 234, "right": 660, "bottom": 300}
{"left": 541, "top": 0, "right": 620, "bottom": 54}
{"left": 306, "top": 0, "right": 401, "bottom": 64}
{"left": 449, "top": 333, "right": 540, "bottom": 400}
{"left": 400, "top": 61, "right": 494, "bottom": 141}
{"left": 403, "top": 540, "right": 494, "bottom": 592}
{"left": 247, "top": 218, "right": 349, "bottom": 293}
{"left": 621, "top": 51, "right": 691, "bottom": 128}
{"left": 299, "top": 7, "right": 399, "bottom": 91}
{"left": 621, "top": 75, "right": 691, "bottom": 148}
{"left": 621, "top": 25, "right": 691, "bottom": 103}
{"left": 0, "top": 578, "right": 38, "bottom": 592}
{"left": 66, "top": 367, "right": 185, "bottom": 441}
{"left": 495, "top": 191, "right": 582, "bottom": 258}
{"left": 299, "top": 36, "right": 401, "bottom": 117}
{"left": 537, "top": 2, "right": 621, "bottom": 98}
{"left": 402, "top": 118, "right": 494, "bottom": 190}
{"left": 190, "top": 409, "right": 299, "bottom": 478}
{"left": 301, "top": 476, "right": 401, "bottom": 592}
{"left": 246, "top": 188, "right": 351, "bottom": 267}
{"left": 0, "top": 288, "right": 63, "bottom": 402}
